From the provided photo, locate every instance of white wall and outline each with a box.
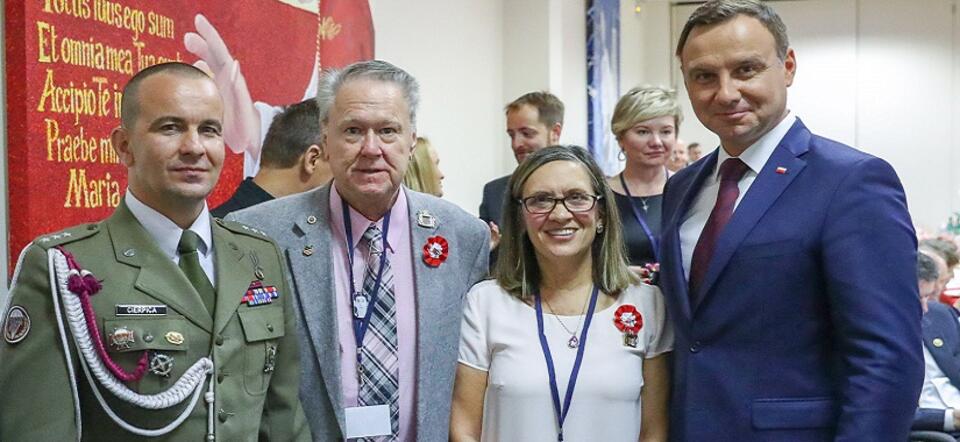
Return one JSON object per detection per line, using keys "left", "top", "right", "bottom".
{"left": 371, "top": 0, "right": 587, "bottom": 214}
{"left": 370, "top": 0, "right": 505, "bottom": 215}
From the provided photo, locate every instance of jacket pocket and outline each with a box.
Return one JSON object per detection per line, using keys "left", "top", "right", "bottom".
{"left": 238, "top": 306, "right": 286, "bottom": 395}
{"left": 752, "top": 397, "right": 837, "bottom": 429}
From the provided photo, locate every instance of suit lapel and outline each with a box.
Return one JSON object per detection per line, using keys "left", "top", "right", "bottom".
{"left": 285, "top": 186, "right": 345, "bottom": 430}
{"left": 107, "top": 203, "right": 214, "bottom": 333}
{"left": 692, "top": 121, "right": 810, "bottom": 313}
{"left": 211, "top": 220, "right": 248, "bottom": 336}
{"left": 664, "top": 153, "right": 719, "bottom": 321}
{"left": 406, "top": 190, "right": 444, "bottom": 429}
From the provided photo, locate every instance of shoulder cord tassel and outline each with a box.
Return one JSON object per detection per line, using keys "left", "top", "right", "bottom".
{"left": 58, "top": 246, "right": 149, "bottom": 382}
{"left": 51, "top": 247, "right": 213, "bottom": 437}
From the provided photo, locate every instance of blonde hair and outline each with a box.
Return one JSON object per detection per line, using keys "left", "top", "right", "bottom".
{"left": 494, "top": 145, "right": 638, "bottom": 300}
{"left": 403, "top": 137, "right": 442, "bottom": 196}
{"left": 610, "top": 86, "right": 683, "bottom": 138}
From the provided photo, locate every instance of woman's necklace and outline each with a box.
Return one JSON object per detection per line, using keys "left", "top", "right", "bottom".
{"left": 541, "top": 291, "right": 592, "bottom": 349}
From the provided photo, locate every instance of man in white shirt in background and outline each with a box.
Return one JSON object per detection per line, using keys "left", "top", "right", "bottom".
{"left": 917, "top": 250, "right": 960, "bottom": 435}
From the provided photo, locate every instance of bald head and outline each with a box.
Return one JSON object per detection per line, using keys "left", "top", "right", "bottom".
{"left": 120, "top": 62, "right": 212, "bottom": 129}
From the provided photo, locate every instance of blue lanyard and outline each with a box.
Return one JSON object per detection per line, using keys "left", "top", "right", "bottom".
{"left": 534, "top": 285, "right": 600, "bottom": 442}
{"left": 619, "top": 171, "right": 665, "bottom": 262}
{"left": 341, "top": 199, "right": 392, "bottom": 355}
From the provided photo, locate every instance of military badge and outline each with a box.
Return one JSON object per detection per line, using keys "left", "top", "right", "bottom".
{"left": 165, "top": 331, "right": 184, "bottom": 346}
{"left": 264, "top": 344, "right": 278, "bottom": 373}
{"left": 613, "top": 304, "right": 643, "bottom": 348}
{"left": 149, "top": 353, "right": 175, "bottom": 377}
{"left": 110, "top": 327, "right": 136, "bottom": 350}
{"left": 3, "top": 305, "right": 31, "bottom": 344}
{"left": 243, "top": 281, "right": 280, "bottom": 306}
{"left": 422, "top": 235, "right": 449, "bottom": 267}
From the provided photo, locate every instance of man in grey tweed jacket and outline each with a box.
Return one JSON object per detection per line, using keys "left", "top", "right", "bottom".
{"left": 229, "top": 60, "right": 488, "bottom": 441}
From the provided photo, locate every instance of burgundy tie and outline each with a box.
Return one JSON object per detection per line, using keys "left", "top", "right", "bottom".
{"left": 689, "top": 158, "right": 750, "bottom": 299}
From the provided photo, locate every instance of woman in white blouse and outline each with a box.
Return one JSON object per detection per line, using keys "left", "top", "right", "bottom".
{"left": 450, "top": 145, "right": 672, "bottom": 442}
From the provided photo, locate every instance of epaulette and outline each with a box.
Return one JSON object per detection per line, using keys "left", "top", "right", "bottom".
{"left": 32, "top": 223, "right": 101, "bottom": 250}
{"left": 215, "top": 218, "right": 272, "bottom": 241}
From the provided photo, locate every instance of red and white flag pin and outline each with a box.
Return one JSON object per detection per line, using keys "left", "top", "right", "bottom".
{"left": 775, "top": 166, "right": 788, "bottom": 174}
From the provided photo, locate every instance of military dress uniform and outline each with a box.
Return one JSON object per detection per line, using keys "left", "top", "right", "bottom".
{"left": 0, "top": 202, "right": 310, "bottom": 441}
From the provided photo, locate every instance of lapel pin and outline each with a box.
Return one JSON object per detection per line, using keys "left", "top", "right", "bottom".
{"left": 422, "top": 235, "right": 449, "bottom": 267}
{"left": 775, "top": 166, "right": 788, "bottom": 174}
{"left": 122, "top": 248, "right": 136, "bottom": 257}
{"left": 306, "top": 215, "right": 318, "bottom": 225}
{"left": 933, "top": 338, "right": 945, "bottom": 348}
{"left": 416, "top": 210, "right": 437, "bottom": 229}
{"left": 303, "top": 245, "right": 314, "bottom": 256}
{"left": 614, "top": 304, "right": 643, "bottom": 348}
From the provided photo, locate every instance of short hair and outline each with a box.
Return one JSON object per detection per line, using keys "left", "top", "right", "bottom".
{"left": 260, "top": 99, "right": 322, "bottom": 169}
{"left": 676, "top": 0, "right": 790, "bottom": 61}
{"left": 688, "top": 142, "right": 701, "bottom": 150}
{"left": 403, "top": 137, "right": 442, "bottom": 196}
{"left": 315, "top": 60, "right": 420, "bottom": 130}
{"left": 495, "top": 145, "right": 637, "bottom": 300}
{"left": 505, "top": 91, "right": 565, "bottom": 127}
{"left": 120, "top": 62, "right": 211, "bottom": 129}
{"left": 919, "top": 252, "right": 941, "bottom": 283}
{"left": 920, "top": 238, "right": 960, "bottom": 269}
{"left": 610, "top": 86, "right": 683, "bottom": 138}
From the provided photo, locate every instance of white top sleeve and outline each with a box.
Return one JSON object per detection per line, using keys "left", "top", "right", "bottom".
{"left": 642, "top": 284, "right": 674, "bottom": 358}
{"left": 458, "top": 282, "right": 491, "bottom": 371}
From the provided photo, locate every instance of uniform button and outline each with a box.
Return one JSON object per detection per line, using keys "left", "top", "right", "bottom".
{"left": 218, "top": 409, "right": 230, "bottom": 423}
{"left": 689, "top": 341, "right": 702, "bottom": 353}
{"left": 266, "top": 324, "right": 274, "bottom": 332}
{"left": 215, "top": 335, "right": 224, "bottom": 346}
{"left": 217, "top": 373, "right": 226, "bottom": 384}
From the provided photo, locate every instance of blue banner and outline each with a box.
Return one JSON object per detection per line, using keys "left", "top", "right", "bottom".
{"left": 587, "top": 0, "right": 621, "bottom": 176}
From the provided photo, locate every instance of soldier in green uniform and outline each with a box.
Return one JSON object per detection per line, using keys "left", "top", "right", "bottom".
{"left": 0, "top": 62, "right": 310, "bottom": 441}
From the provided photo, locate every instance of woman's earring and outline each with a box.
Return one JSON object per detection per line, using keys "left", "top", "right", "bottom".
{"left": 618, "top": 150, "right": 626, "bottom": 161}
{"left": 597, "top": 222, "right": 605, "bottom": 234}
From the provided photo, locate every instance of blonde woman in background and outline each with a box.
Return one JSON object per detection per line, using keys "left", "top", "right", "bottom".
{"left": 608, "top": 86, "right": 683, "bottom": 271}
{"left": 403, "top": 136, "right": 445, "bottom": 196}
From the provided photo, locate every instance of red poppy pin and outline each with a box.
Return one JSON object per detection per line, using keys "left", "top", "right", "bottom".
{"left": 422, "top": 235, "right": 449, "bottom": 267}
{"left": 614, "top": 304, "right": 643, "bottom": 348}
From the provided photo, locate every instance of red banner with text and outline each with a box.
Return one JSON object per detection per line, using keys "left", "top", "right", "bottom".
{"left": 6, "top": 0, "right": 373, "bottom": 273}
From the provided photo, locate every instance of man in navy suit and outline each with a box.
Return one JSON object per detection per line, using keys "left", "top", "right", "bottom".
{"left": 659, "top": 1, "right": 923, "bottom": 440}
{"left": 917, "top": 251, "right": 960, "bottom": 435}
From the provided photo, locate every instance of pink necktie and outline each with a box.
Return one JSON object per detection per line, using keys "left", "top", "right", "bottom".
{"left": 689, "top": 158, "right": 750, "bottom": 301}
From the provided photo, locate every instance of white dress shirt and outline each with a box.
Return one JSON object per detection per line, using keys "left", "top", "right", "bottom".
{"left": 921, "top": 342, "right": 960, "bottom": 431}
{"left": 125, "top": 191, "right": 216, "bottom": 286}
{"left": 678, "top": 113, "right": 797, "bottom": 281}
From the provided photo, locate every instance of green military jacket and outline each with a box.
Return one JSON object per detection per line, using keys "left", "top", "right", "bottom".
{"left": 0, "top": 202, "right": 310, "bottom": 441}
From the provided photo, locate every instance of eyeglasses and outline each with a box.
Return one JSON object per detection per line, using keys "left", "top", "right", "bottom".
{"left": 518, "top": 193, "right": 602, "bottom": 214}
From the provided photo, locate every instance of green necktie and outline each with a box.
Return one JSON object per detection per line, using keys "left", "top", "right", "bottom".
{"left": 178, "top": 230, "right": 216, "bottom": 316}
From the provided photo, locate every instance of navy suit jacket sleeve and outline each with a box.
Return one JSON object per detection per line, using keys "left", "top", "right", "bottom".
{"left": 914, "top": 408, "right": 951, "bottom": 431}
{"left": 821, "top": 157, "right": 923, "bottom": 440}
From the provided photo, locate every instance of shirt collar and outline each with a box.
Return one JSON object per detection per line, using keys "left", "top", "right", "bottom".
{"left": 124, "top": 191, "right": 213, "bottom": 259}
{"left": 715, "top": 112, "right": 796, "bottom": 180}
{"left": 329, "top": 183, "right": 408, "bottom": 254}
